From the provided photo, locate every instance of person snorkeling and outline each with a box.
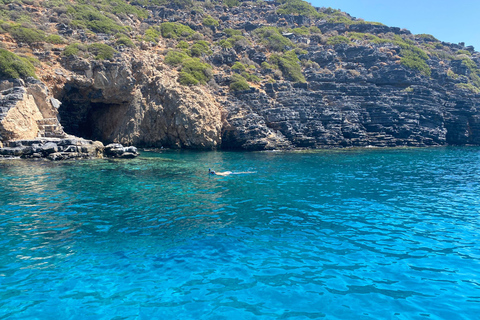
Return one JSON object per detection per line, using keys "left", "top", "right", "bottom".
{"left": 209, "top": 168, "right": 256, "bottom": 176}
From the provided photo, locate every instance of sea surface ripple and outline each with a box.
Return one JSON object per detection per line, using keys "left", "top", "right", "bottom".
{"left": 0, "top": 147, "right": 480, "bottom": 319}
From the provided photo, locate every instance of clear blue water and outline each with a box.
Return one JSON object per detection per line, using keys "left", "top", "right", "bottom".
{"left": 1, "top": 148, "right": 480, "bottom": 319}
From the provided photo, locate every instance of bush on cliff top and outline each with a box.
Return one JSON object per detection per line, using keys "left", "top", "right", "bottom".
{"left": 276, "top": 0, "right": 320, "bottom": 18}
{"left": 0, "top": 49, "right": 36, "bottom": 79}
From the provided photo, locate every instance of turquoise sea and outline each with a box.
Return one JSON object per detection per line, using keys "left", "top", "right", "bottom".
{"left": 1, "top": 148, "right": 480, "bottom": 319}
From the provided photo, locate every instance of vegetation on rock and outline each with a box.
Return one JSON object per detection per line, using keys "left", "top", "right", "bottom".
{"left": 160, "top": 22, "right": 194, "bottom": 39}
{"left": 0, "top": 49, "right": 36, "bottom": 79}
{"left": 229, "top": 74, "right": 250, "bottom": 91}
{"left": 178, "top": 58, "right": 212, "bottom": 85}
{"left": 270, "top": 51, "right": 306, "bottom": 83}
{"left": 0, "top": 0, "right": 476, "bottom": 93}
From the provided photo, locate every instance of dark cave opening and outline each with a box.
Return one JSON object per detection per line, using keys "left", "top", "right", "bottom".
{"left": 57, "top": 85, "right": 126, "bottom": 143}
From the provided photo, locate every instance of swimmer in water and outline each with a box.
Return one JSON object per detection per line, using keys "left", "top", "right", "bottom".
{"left": 209, "top": 168, "right": 255, "bottom": 176}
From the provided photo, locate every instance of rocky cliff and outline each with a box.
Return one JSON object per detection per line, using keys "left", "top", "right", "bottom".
{"left": 57, "top": 54, "right": 223, "bottom": 149}
{"left": 0, "top": 0, "right": 478, "bottom": 150}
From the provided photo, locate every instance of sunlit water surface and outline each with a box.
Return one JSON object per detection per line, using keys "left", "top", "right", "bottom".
{"left": 1, "top": 148, "right": 480, "bottom": 319}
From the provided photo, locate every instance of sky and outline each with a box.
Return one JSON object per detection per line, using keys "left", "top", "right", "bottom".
{"left": 310, "top": 0, "right": 480, "bottom": 50}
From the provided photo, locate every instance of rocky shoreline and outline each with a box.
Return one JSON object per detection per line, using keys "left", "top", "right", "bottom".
{"left": 0, "top": 138, "right": 138, "bottom": 161}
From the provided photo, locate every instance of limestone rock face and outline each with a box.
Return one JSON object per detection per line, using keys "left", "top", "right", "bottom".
{"left": 59, "top": 55, "right": 223, "bottom": 149}
{"left": 0, "top": 78, "right": 65, "bottom": 142}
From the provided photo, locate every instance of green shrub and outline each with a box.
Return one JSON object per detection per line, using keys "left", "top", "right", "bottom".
{"left": 116, "top": 35, "right": 135, "bottom": 47}
{"left": 176, "top": 40, "right": 190, "bottom": 49}
{"left": 224, "top": 28, "right": 242, "bottom": 36}
{"left": 160, "top": 22, "right": 194, "bottom": 39}
{"left": 447, "top": 69, "right": 459, "bottom": 79}
{"left": 218, "top": 39, "right": 233, "bottom": 49}
{"left": 138, "top": 0, "right": 193, "bottom": 8}
{"left": 309, "top": 26, "right": 321, "bottom": 34}
{"left": 63, "top": 43, "right": 83, "bottom": 56}
{"left": 367, "top": 34, "right": 431, "bottom": 76}
{"left": 400, "top": 48, "right": 431, "bottom": 76}
{"left": 232, "top": 61, "right": 246, "bottom": 71}
{"left": 101, "top": 0, "right": 147, "bottom": 19}
{"left": 254, "top": 26, "right": 293, "bottom": 51}
{"left": 190, "top": 40, "right": 212, "bottom": 57}
{"left": 0, "top": 49, "right": 36, "bottom": 79}
{"left": 291, "top": 26, "right": 310, "bottom": 35}
{"left": 242, "top": 72, "right": 261, "bottom": 83}
{"left": 229, "top": 74, "right": 250, "bottom": 91}
{"left": 179, "top": 57, "right": 212, "bottom": 85}
{"left": 224, "top": 0, "right": 240, "bottom": 8}
{"left": 455, "top": 83, "right": 480, "bottom": 94}
{"left": 294, "top": 48, "right": 308, "bottom": 55}
{"left": 270, "top": 50, "right": 305, "bottom": 83}
{"left": 327, "top": 35, "right": 350, "bottom": 45}
{"left": 66, "top": 0, "right": 147, "bottom": 19}
{"left": 456, "top": 49, "right": 472, "bottom": 56}
{"left": 67, "top": 4, "right": 125, "bottom": 34}
{"left": 276, "top": 0, "right": 320, "bottom": 18}
{"left": 88, "top": 43, "right": 116, "bottom": 60}
{"left": 144, "top": 27, "right": 161, "bottom": 43}
{"left": 45, "top": 34, "right": 64, "bottom": 44}
{"left": 347, "top": 32, "right": 367, "bottom": 41}
{"left": 261, "top": 61, "right": 275, "bottom": 69}
{"left": 165, "top": 50, "right": 189, "bottom": 66}
{"left": 470, "top": 72, "right": 480, "bottom": 88}
{"left": 217, "top": 35, "right": 248, "bottom": 49}
{"left": 461, "top": 57, "right": 477, "bottom": 71}
{"left": 202, "top": 15, "right": 219, "bottom": 27}
{"left": 9, "top": 26, "right": 45, "bottom": 45}
{"left": 326, "top": 15, "right": 353, "bottom": 24}
{"left": 417, "top": 34, "right": 438, "bottom": 42}
{"left": 179, "top": 71, "right": 199, "bottom": 85}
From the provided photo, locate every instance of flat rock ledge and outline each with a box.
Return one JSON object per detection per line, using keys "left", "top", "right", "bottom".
{"left": 0, "top": 138, "right": 139, "bottom": 161}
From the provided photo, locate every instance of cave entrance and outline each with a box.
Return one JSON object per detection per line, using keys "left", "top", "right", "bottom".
{"left": 57, "top": 84, "right": 128, "bottom": 143}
